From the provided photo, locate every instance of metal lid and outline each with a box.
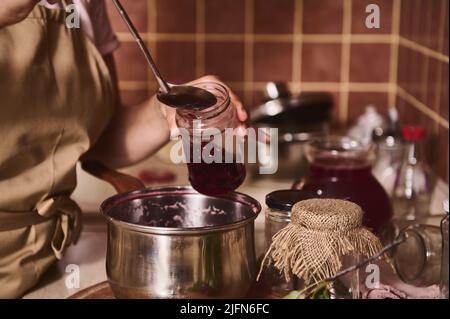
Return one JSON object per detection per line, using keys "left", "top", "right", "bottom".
{"left": 250, "top": 83, "right": 333, "bottom": 125}
{"left": 265, "top": 190, "right": 317, "bottom": 211}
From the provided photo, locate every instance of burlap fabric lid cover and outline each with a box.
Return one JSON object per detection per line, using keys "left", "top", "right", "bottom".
{"left": 262, "top": 198, "right": 382, "bottom": 285}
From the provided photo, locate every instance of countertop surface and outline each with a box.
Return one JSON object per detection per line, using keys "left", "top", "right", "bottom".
{"left": 23, "top": 154, "right": 448, "bottom": 299}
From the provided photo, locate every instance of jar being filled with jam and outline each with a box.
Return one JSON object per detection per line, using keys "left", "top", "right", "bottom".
{"left": 176, "top": 82, "right": 246, "bottom": 195}
{"left": 292, "top": 136, "right": 393, "bottom": 233}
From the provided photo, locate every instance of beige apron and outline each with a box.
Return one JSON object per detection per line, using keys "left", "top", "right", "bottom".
{"left": 0, "top": 1, "right": 116, "bottom": 298}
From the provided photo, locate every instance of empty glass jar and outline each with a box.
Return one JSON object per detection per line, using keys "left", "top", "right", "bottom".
{"left": 261, "top": 190, "right": 317, "bottom": 297}
{"left": 393, "top": 224, "right": 442, "bottom": 286}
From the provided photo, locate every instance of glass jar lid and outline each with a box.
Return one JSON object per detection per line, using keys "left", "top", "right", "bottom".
{"left": 265, "top": 190, "right": 317, "bottom": 211}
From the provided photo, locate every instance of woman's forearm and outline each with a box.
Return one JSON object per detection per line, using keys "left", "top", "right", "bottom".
{"left": 84, "top": 96, "right": 171, "bottom": 169}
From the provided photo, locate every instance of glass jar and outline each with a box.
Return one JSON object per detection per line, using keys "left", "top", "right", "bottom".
{"left": 393, "top": 224, "right": 442, "bottom": 286}
{"left": 441, "top": 200, "right": 449, "bottom": 298}
{"left": 261, "top": 190, "right": 317, "bottom": 296}
{"left": 292, "top": 136, "right": 393, "bottom": 233}
{"left": 372, "top": 135, "right": 404, "bottom": 195}
{"left": 176, "top": 82, "right": 246, "bottom": 195}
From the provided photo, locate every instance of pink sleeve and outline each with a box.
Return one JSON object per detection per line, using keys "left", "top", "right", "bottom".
{"left": 89, "top": 0, "right": 120, "bottom": 56}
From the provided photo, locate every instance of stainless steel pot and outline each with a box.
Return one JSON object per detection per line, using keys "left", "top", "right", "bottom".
{"left": 100, "top": 185, "right": 261, "bottom": 299}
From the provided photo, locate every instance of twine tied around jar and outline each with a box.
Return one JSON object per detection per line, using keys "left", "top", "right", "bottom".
{"left": 258, "top": 198, "right": 383, "bottom": 286}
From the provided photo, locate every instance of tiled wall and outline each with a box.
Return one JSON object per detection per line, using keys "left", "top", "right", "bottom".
{"left": 396, "top": 0, "right": 449, "bottom": 182}
{"left": 106, "top": 0, "right": 449, "bottom": 181}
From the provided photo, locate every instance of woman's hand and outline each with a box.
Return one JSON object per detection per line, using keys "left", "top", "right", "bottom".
{"left": 0, "top": 0, "right": 59, "bottom": 28}
{"left": 162, "top": 75, "right": 248, "bottom": 137}
{"left": 85, "top": 74, "right": 248, "bottom": 169}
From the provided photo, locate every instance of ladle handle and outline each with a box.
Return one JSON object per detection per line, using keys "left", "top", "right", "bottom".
{"left": 112, "top": 0, "right": 170, "bottom": 94}
{"left": 81, "top": 161, "right": 145, "bottom": 194}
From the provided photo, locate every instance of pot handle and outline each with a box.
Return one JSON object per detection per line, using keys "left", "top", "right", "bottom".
{"left": 81, "top": 161, "right": 145, "bottom": 194}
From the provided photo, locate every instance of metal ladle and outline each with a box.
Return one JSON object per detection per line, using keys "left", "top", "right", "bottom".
{"left": 112, "top": 0, "right": 217, "bottom": 109}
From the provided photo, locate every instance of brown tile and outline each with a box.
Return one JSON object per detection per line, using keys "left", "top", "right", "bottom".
{"left": 397, "top": 46, "right": 409, "bottom": 89}
{"left": 396, "top": 94, "right": 406, "bottom": 119}
{"left": 156, "top": 0, "right": 196, "bottom": 33}
{"left": 437, "top": 125, "right": 449, "bottom": 183}
{"left": 329, "top": 91, "right": 341, "bottom": 128}
{"left": 254, "top": 0, "right": 295, "bottom": 34}
{"left": 417, "top": 0, "right": 441, "bottom": 49}
{"left": 426, "top": 0, "right": 444, "bottom": 51}
{"left": 425, "top": 57, "right": 440, "bottom": 112}
{"left": 351, "top": 0, "right": 393, "bottom": 34}
{"left": 303, "top": 0, "right": 344, "bottom": 34}
{"left": 120, "top": 90, "right": 149, "bottom": 107}
{"left": 409, "top": 0, "right": 425, "bottom": 45}
{"left": 347, "top": 92, "right": 389, "bottom": 124}
{"left": 205, "top": 0, "right": 245, "bottom": 34}
{"left": 399, "top": 100, "right": 432, "bottom": 129}
{"left": 439, "top": 61, "right": 449, "bottom": 121}
{"left": 253, "top": 42, "right": 293, "bottom": 82}
{"left": 205, "top": 42, "right": 245, "bottom": 82}
{"left": 115, "top": 43, "right": 149, "bottom": 82}
{"left": 407, "top": 50, "right": 427, "bottom": 101}
{"left": 443, "top": 0, "right": 449, "bottom": 55}
{"left": 301, "top": 43, "right": 342, "bottom": 82}
{"left": 106, "top": 0, "right": 148, "bottom": 33}
{"left": 399, "top": 0, "right": 413, "bottom": 38}
{"left": 349, "top": 43, "right": 391, "bottom": 82}
{"left": 156, "top": 42, "right": 196, "bottom": 84}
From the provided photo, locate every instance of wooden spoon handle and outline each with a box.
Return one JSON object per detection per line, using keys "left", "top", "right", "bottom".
{"left": 81, "top": 161, "right": 145, "bottom": 194}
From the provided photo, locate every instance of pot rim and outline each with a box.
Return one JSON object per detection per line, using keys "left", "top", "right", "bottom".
{"left": 100, "top": 185, "right": 262, "bottom": 235}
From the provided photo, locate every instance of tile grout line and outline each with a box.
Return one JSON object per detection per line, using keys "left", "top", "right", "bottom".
{"left": 339, "top": 0, "right": 352, "bottom": 125}
{"left": 399, "top": 36, "right": 450, "bottom": 63}
{"left": 398, "top": 86, "right": 449, "bottom": 130}
{"left": 118, "top": 32, "right": 394, "bottom": 43}
{"left": 389, "top": 0, "right": 401, "bottom": 107}
{"left": 291, "top": 0, "right": 303, "bottom": 84}
{"left": 244, "top": 0, "right": 254, "bottom": 106}
{"left": 195, "top": 0, "right": 206, "bottom": 77}
{"left": 120, "top": 81, "right": 397, "bottom": 92}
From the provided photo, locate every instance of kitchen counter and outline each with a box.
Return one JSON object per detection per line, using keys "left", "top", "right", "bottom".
{"left": 23, "top": 154, "right": 448, "bottom": 299}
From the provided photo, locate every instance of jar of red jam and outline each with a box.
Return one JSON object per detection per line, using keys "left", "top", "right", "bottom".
{"left": 176, "top": 82, "right": 246, "bottom": 195}
{"left": 292, "top": 136, "right": 393, "bottom": 233}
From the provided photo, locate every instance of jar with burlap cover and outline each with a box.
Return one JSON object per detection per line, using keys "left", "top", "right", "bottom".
{"left": 259, "top": 198, "right": 382, "bottom": 287}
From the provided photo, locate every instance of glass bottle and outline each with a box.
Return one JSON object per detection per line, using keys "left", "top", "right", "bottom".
{"left": 392, "top": 126, "right": 433, "bottom": 221}
{"left": 441, "top": 200, "right": 449, "bottom": 298}
{"left": 292, "top": 136, "right": 393, "bottom": 233}
{"left": 176, "top": 82, "right": 246, "bottom": 195}
{"left": 262, "top": 190, "right": 317, "bottom": 297}
{"left": 372, "top": 135, "right": 404, "bottom": 196}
